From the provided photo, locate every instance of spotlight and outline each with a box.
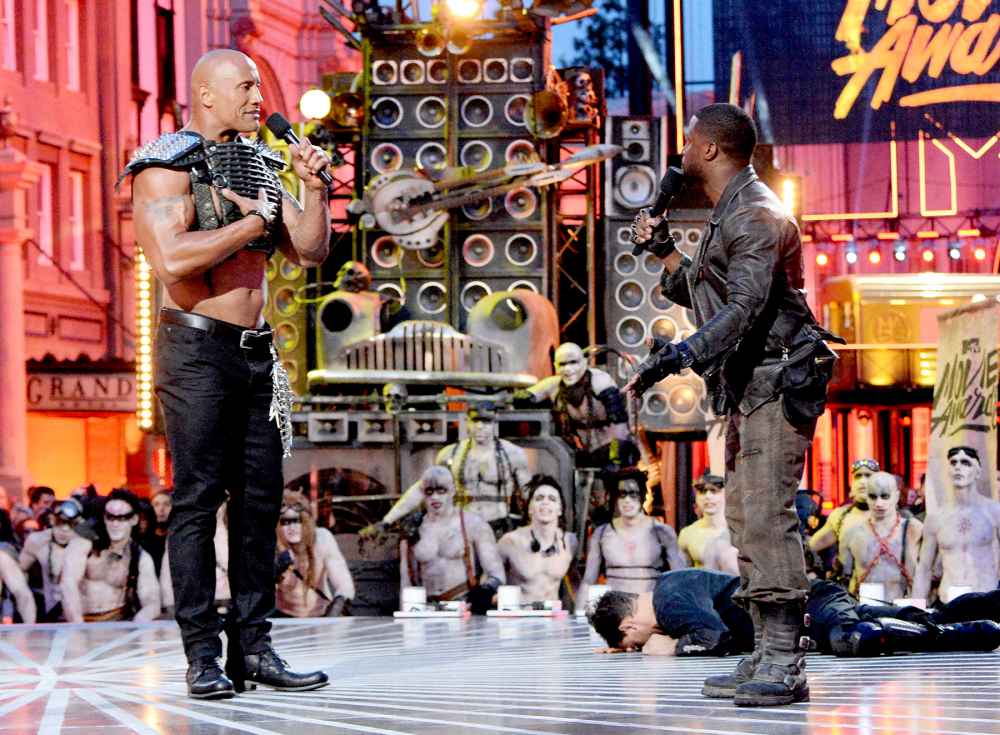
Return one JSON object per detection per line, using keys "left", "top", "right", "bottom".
{"left": 893, "top": 243, "right": 907, "bottom": 262}
{"left": 845, "top": 247, "right": 858, "bottom": 265}
{"left": 921, "top": 248, "right": 935, "bottom": 263}
{"left": 868, "top": 248, "right": 881, "bottom": 265}
{"left": 974, "top": 247, "right": 987, "bottom": 261}
{"left": 298, "top": 89, "right": 332, "bottom": 120}
{"left": 445, "top": 0, "right": 483, "bottom": 19}
{"left": 815, "top": 252, "right": 829, "bottom": 267}
{"left": 948, "top": 243, "right": 962, "bottom": 260}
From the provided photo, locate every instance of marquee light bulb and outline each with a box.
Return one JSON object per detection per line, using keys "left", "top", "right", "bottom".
{"left": 845, "top": 248, "right": 858, "bottom": 265}
{"left": 298, "top": 89, "right": 332, "bottom": 120}
{"left": 922, "top": 249, "right": 935, "bottom": 263}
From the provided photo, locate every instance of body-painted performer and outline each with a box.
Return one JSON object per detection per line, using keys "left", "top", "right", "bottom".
{"left": 275, "top": 491, "right": 354, "bottom": 617}
{"left": 121, "top": 49, "right": 331, "bottom": 698}
{"left": 627, "top": 103, "right": 840, "bottom": 706}
{"left": 575, "top": 471, "right": 686, "bottom": 614}
{"left": 400, "top": 466, "right": 506, "bottom": 612}
{"left": 840, "top": 471, "right": 922, "bottom": 601}
{"left": 587, "top": 569, "right": 1000, "bottom": 660}
{"left": 61, "top": 489, "right": 160, "bottom": 623}
{"left": 19, "top": 499, "right": 84, "bottom": 622}
{"left": 517, "top": 343, "right": 638, "bottom": 470}
{"left": 678, "top": 473, "right": 735, "bottom": 572}
{"left": 498, "top": 475, "right": 578, "bottom": 604}
{"left": 365, "top": 405, "right": 530, "bottom": 536}
{"left": 809, "top": 458, "right": 877, "bottom": 558}
{"left": 914, "top": 447, "right": 1000, "bottom": 602}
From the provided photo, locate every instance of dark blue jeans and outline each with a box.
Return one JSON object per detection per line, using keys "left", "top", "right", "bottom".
{"left": 155, "top": 314, "right": 284, "bottom": 663}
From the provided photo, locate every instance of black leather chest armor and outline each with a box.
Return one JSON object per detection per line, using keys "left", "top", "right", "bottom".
{"left": 119, "top": 131, "right": 286, "bottom": 257}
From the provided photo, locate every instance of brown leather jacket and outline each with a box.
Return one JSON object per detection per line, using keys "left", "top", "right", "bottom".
{"left": 660, "top": 166, "right": 834, "bottom": 416}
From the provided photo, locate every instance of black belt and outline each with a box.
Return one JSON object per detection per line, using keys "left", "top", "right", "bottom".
{"left": 159, "top": 308, "right": 273, "bottom": 350}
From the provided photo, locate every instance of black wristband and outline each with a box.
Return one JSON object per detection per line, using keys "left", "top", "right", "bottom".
{"left": 246, "top": 209, "right": 271, "bottom": 229}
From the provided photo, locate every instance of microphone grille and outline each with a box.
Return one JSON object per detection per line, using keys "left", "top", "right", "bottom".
{"left": 265, "top": 112, "right": 292, "bottom": 138}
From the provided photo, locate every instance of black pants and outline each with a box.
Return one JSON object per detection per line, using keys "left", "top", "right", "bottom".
{"left": 155, "top": 313, "right": 284, "bottom": 663}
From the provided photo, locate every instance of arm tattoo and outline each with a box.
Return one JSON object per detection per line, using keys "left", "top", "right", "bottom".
{"left": 282, "top": 189, "right": 304, "bottom": 213}
{"left": 144, "top": 195, "right": 191, "bottom": 224}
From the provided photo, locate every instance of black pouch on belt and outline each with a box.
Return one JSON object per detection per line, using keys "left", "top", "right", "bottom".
{"left": 780, "top": 336, "right": 837, "bottom": 424}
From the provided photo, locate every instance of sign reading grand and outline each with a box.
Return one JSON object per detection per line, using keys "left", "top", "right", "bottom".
{"left": 26, "top": 373, "right": 136, "bottom": 413}
{"left": 712, "top": 0, "right": 1000, "bottom": 144}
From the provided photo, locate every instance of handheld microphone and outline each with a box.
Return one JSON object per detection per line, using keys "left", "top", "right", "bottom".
{"left": 631, "top": 166, "right": 686, "bottom": 256}
{"left": 265, "top": 112, "right": 333, "bottom": 187}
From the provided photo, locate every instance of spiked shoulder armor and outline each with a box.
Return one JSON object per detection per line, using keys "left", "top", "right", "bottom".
{"left": 118, "top": 131, "right": 206, "bottom": 185}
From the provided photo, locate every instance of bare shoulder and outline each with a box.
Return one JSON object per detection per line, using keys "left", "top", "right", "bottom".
{"left": 906, "top": 515, "right": 924, "bottom": 537}
{"left": 653, "top": 519, "right": 678, "bottom": 540}
{"left": 24, "top": 530, "right": 48, "bottom": 552}
{"left": 315, "top": 526, "right": 337, "bottom": 546}
{"left": 66, "top": 536, "right": 92, "bottom": 558}
{"left": 499, "top": 439, "right": 528, "bottom": 461}
{"left": 589, "top": 369, "right": 618, "bottom": 393}
{"left": 464, "top": 511, "right": 493, "bottom": 535}
{"left": 499, "top": 527, "right": 528, "bottom": 549}
{"left": 566, "top": 532, "right": 579, "bottom": 555}
{"left": 132, "top": 166, "right": 191, "bottom": 201}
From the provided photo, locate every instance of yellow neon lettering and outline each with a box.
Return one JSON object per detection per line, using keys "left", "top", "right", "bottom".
{"left": 901, "top": 22, "right": 963, "bottom": 81}
{"left": 833, "top": 15, "right": 917, "bottom": 117}
{"left": 961, "top": 0, "right": 991, "bottom": 22}
{"left": 918, "top": 0, "right": 960, "bottom": 23}
{"left": 950, "top": 15, "right": 1000, "bottom": 74}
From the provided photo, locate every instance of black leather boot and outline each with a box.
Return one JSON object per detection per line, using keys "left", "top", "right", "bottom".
{"left": 702, "top": 605, "right": 761, "bottom": 698}
{"left": 243, "top": 648, "right": 330, "bottom": 692}
{"left": 734, "top": 603, "right": 809, "bottom": 707}
{"left": 931, "top": 620, "right": 1000, "bottom": 652}
{"left": 834, "top": 618, "right": 1000, "bottom": 657}
{"left": 186, "top": 657, "right": 236, "bottom": 700}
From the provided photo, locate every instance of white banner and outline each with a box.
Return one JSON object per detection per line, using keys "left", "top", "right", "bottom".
{"left": 926, "top": 300, "right": 999, "bottom": 513}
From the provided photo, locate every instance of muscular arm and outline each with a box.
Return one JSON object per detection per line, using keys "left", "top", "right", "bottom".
{"left": 471, "top": 517, "right": 506, "bottom": 583}
{"left": 132, "top": 167, "right": 265, "bottom": 286}
{"left": 275, "top": 185, "right": 330, "bottom": 267}
{"left": 809, "top": 507, "right": 845, "bottom": 553}
{"left": 591, "top": 371, "right": 632, "bottom": 442}
{"left": 60, "top": 537, "right": 92, "bottom": 622}
{"left": 382, "top": 480, "right": 425, "bottom": 526}
{"left": 656, "top": 522, "right": 688, "bottom": 571}
{"left": 576, "top": 528, "right": 605, "bottom": 613}
{"left": 18, "top": 533, "right": 41, "bottom": 571}
{"left": 524, "top": 375, "right": 562, "bottom": 402}
{"left": 641, "top": 633, "right": 678, "bottom": 656}
{"left": 838, "top": 526, "right": 856, "bottom": 583}
{"left": 912, "top": 516, "right": 939, "bottom": 599}
{"left": 0, "top": 553, "right": 36, "bottom": 624}
{"left": 507, "top": 443, "right": 532, "bottom": 490}
{"left": 133, "top": 552, "right": 162, "bottom": 623}
{"left": 676, "top": 527, "right": 695, "bottom": 567}
{"left": 905, "top": 519, "right": 924, "bottom": 596}
{"left": 399, "top": 539, "right": 412, "bottom": 592}
{"left": 319, "top": 529, "right": 355, "bottom": 600}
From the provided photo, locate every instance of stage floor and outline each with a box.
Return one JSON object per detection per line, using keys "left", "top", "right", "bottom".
{"left": 2, "top": 617, "right": 1000, "bottom": 735}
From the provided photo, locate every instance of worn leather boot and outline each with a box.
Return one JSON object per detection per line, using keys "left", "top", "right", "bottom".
{"left": 243, "top": 648, "right": 330, "bottom": 692}
{"left": 186, "top": 657, "right": 235, "bottom": 700}
{"left": 702, "top": 605, "right": 762, "bottom": 698}
{"left": 932, "top": 620, "right": 1000, "bottom": 652}
{"left": 734, "top": 603, "right": 809, "bottom": 707}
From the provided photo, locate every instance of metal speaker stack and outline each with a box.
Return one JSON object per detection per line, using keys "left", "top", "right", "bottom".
{"left": 603, "top": 116, "right": 709, "bottom": 432}
{"left": 360, "top": 27, "right": 549, "bottom": 328}
{"left": 265, "top": 254, "right": 309, "bottom": 396}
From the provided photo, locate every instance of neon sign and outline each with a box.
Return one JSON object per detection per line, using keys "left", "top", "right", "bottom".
{"left": 833, "top": 0, "right": 1000, "bottom": 119}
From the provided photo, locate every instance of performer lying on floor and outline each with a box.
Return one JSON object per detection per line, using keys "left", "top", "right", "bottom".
{"left": 587, "top": 569, "right": 1000, "bottom": 665}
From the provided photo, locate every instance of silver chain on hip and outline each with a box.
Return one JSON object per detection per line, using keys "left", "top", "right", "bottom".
{"left": 269, "top": 344, "right": 294, "bottom": 459}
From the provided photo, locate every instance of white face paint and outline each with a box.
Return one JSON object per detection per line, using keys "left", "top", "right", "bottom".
{"left": 468, "top": 418, "right": 494, "bottom": 445}
{"left": 949, "top": 450, "right": 982, "bottom": 492}
{"left": 554, "top": 344, "right": 586, "bottom": 386}
{"left": 529, "top": 485, "right": 562, "bottom": 524}
{"left": 616, "top": 480, "right": 644, "bottom": 519}
{"left": 866, "top": 473, "right": 899, "bottom": 521}
{"left": 103, "top": 499, "right": 138, "bottom": 544}
{"left": 52, "top": 521, "right": 76, "bottom": 546}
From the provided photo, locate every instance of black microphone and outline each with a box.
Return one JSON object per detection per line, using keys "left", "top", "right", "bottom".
{"left": 265, "top": 112, "right": 333, "bottom": 187}
{"left": 632, "top": 166, "right": 686, "bottom": 256}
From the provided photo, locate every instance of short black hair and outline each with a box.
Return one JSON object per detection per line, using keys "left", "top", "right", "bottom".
{"left": 693, "top": 103, "right": 757, "bottom": 164}
{"left": 29, "top": 486, "right": 56, "bottom": 505}
{"left": 106, "top": 487, "right": 142, "bottom": 516}
{"left": 587, "top": 590, "right": 638, "bottom": 648}
{"left": 947, "top": 446, "right": 980, "bottom": 463}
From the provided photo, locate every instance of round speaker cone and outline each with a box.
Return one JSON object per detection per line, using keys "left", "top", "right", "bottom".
{"left": 280, "top": 260, "right": 303, "bottom": 281}
{"left": 616, "top": 226, "right": 632, "bottom": 246}
{"left": 460, "top": 141, "right": 493, "bottom": 172}
{"left": 484, "top": 59, "right": 507, "bottom": 82}
{"left": 371, "top": 236, "right": 402, "bottom": 268}
{"left": 427, "top": 60, "right": 448, "bottom": 83}
{"left": 417, "top": 242, "right": 445, "bottom": 268}
{"left": 462, "top": 235, "right": 494, "bottom": 267}
{"left": 377, "top": 283, "right": 404, "bottom": 301}
{"left": 510, "top": 58, "right": 533, "bottom": 82}
{"left": 265, "top": 259, "right": 278, "bottom": 281}
{"left": 614, "top": 252, "right": 638, "bottom": 275}
{"left": 505, "top": 234, "right": 537, "bottom": 266}
{"left": 649, "top": 285, "right": 671, "bottom": 310}
{"left": 416, "top": 97, "right": 446, "bottom": 128}
{"left": 650, "top": 316, "right": 677, "bottom": 341}
{"left": 457, "top": 59, "right": 481, "bottom": 83}
{"left": 372, "top": 97, "right": 403, "bottom": 128}
{"left": 371, "top": 143, "right": 403, "bottom": 173}
{"left": 461, "top": 96, "right": 493, "bottom": 127}
{"left": 643, "top": 253, "right": 662, "bottom": 275}
{"left": 460, "top": 281, "right": 491, "bottom": 310}
{"left": 417, "top": 282, "right": 447, "bottom": 314}
{"left": 613, "top": 165, "right": 656, "bottom": 208}
{"left": 401, "top": 60, "right": 424, "bottom": 84}
{"left": 615, "top": 280, "right": 643, "bottom": 310}
{"left": 509, "top": 280, "right": 538, "bottom": 292}
{"left": 505, "top": 139, "right": 536, "bottom": 164}
{"left": 416, "top": 142, "right": 447, "bottom": 173}
{"left": 274, "top": 322, "right": 299, "bottom": 351}
{"left": 505, "top": 95, "right": 529, "bottom": 126}
{"left": 320, "top": 299, "right": 353, "bottom": 334}
{"left": 669, "top": 384, "right": 698, "bottom": 414}
{"left": 373, "top": 61, "right": 397, "bottom": 85}
{"left": 617, "top": 317, "right": 646, "bottom": 347}
{"left": 462, "top": 199, "right": 492, "bottom": 221}
{"left": 686, "top": 228, "right": 702, "bottom": 245}
{"left": 645, "top": 391, "right": 668, "bottom": 415}
{"left": 274, "top": 287, "right": 299, "bottom": 317}
{"left": 625, "top": 141, "right": 645, "bottom": 159}
{"left": 504, "top": 187, "right": 537, "bottom": 219}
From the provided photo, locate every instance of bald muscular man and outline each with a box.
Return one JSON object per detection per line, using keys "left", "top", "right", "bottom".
{"left": 121, "top": 49, "right": 331, "bottom": 699}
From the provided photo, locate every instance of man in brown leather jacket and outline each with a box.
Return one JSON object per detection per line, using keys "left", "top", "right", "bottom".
{"left": 626, "top": 103, "right": 838, "bottom": 708}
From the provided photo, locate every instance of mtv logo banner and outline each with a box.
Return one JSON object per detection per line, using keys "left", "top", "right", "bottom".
{"left": 927, "top": 299, "right": 999, "bottom": 512}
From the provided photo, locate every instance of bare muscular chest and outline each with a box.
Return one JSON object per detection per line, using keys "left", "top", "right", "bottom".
{"left": 603, "top": 528, "right": 661, "bottom": 567}
{"left": 938, "top": 511, "right": 998, "bottom": 550}
{"left": 85, "top": 552, "right": 129, "bottom": 588}
{"left": 413, "top": 521, "right": 467, "bottom": 564}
